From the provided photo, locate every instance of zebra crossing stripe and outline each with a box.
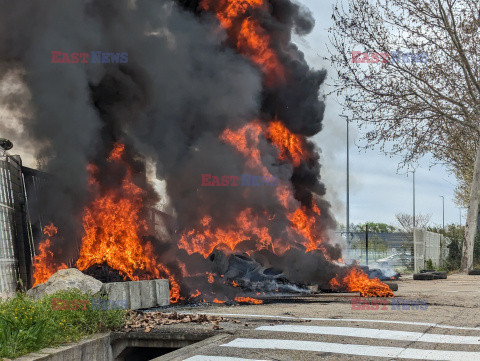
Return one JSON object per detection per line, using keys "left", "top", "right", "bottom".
{"left": 256, "top": 325, "right": 480, "bottom": 344}
{"left": 221, "top": 338, "right": 480, "bottom": 360}
{"left": 184, "top": 357, "right": 268, "bottom": 361}
{"left": 177, "top": 312, "right": 480, "bottom": 331}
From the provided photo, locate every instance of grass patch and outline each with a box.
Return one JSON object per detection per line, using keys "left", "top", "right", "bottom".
{"left": 0, "top": 289, "right": 125, "bottom": 359}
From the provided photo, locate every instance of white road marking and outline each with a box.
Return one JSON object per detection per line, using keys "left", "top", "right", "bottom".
{"left": 184, "top": 356, "right": 268, "bottom": 361}
{"left": 177, "top": 312, "right": 480, "bottom": 331}
{"left": 256, "top": 325, "right": 480, "bottom": 344}
{"left": 221, "top": 338, "right": 480, "bottom": 360}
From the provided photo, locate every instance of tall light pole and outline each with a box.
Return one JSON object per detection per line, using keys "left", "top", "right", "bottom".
{"left": 341, "top": 96, "right": 353, "bottom": 249}
{"left": 413, "top": 170, "right": 416, "bottom": 228}
{"left": 346, "top": 115, "right": 350, "bottom": 247}
{"left": 339, "top": 113, "right": 350, "bottom": 247}
{"left": 441, "top": 196, "right": 445, "bottom": 229}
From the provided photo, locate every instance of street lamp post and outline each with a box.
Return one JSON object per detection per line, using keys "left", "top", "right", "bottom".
{"left": 440, "top": 196, "right": 445, "bottom": 230}
{"left": 339, "top": 112, "right": 351, "bottom": 247}
{"left": 413, "top": 170, "right": 416, "bottom": 228}
{"left": 346, "top": 115, "right": 350, "bottom": 247}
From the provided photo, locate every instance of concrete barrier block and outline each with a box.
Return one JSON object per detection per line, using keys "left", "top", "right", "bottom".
{"left": 140, "top": 280, "right": 157, "bottom": 309}
{"left": 154, "top": 279, "right": 170, "bottom": 306}
{"left": 103, "top": 282, "right": 130, "bottom": 308}
{"left": 128, "top": 281, "right": 142, "bottom": 310}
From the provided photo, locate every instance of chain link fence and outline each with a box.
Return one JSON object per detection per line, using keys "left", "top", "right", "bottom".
{"left": 335, "top": 231, "right": 414, "bottom": 271}
{"left": 336, "top": 229, "right": 452, "bottom": 273}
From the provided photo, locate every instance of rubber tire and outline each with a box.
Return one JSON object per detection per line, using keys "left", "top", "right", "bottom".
{"left": 384, "top": 282, "right": 398, "bottom": 292}
{"left": 431, "top": 271, "right": 447, "bottom": 279}
{"left": 468, "top": 269, "right": 480, "bottom": 275}
{"left": 413, "top": 273, "right": 434, "bottom": 280}
{"left": 419, "top": 270, "right": 447, "bottom": 279}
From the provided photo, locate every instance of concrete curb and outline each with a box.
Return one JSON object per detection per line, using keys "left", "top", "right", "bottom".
{"left": 13, "top": 333, "right": 112, "bottom": 361}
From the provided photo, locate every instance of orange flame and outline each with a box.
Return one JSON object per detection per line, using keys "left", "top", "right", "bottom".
{"left": 207, "top": 272, "right": 215, "bottom": 284}
{"left": 108, "top": 143, "right": 125, "bottom": 162}
{"left": 266, "top": 121, "right": 307, "bottom": 166}
{"left": 330, "top": 268, "right": 394, "bottom": 297}
{"left": 181, "top": 0, "right": 337, "bottom": 291}
{"left": 201, "top": 0, "right": 284, "bottom": 85}
{"left": 187, "top": 117, "right": 329, "bottom": 259}
{"left": 213, "top": 298, "right": 226, "bottom": 304}
{"left": 32, "top": 224, "right": 67, "bottom": 287}
{"left": 220, "top": 121, "right": 268, "bottom": 173}
{"left": 235, "top": 296, "right": 263, "bottom": 304}
{"left": 190, "top": 290, "right": 201, "bottom": 298}
{"left": 76, "top": 143, "right": 180, "bottom": 303}
{"left": 179, "top": 208, "right": 273, "bottom": 258}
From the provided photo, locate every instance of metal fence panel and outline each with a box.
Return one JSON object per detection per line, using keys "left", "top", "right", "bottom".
{"left": 335, "top": 231, "right": 414, "bottom": 269}
{"left": 0, "top": 156, "right": 19, "bottom": 296}
{"left": 413, "top": 229, "right": 450, "bottom": 272}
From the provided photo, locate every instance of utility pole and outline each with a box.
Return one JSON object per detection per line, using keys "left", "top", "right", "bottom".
{"left": 365, "top": 224, "right": 369, "bottom": 266}
{"left": 346, "top": 115, "right": 350, "bottom": 247}
{"left": 413, "top": 170, "right": 416, "bottom": 228}
{"left": 342, "top": 96, "right": 353, "bottom": 251}
{"left": 340, "top": 112, "right": 351, "bottom": 247}
{"left": 440, "top": 196, "right": 445, "bottom": 230}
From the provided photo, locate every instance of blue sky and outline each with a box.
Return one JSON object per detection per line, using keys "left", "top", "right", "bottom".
{"left": 295, "top": 0, "right": 463, "bottom": 227}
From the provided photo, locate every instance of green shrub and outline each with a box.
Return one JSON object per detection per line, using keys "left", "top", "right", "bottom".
{"left": 425, "top": 259, "right": 435, "bottom": 270}
{"left": 0, "top": 289, "right": 125, "bottom": 359}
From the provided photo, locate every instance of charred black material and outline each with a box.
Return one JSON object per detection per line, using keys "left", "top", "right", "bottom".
{"left": 83, "top": 264, "right": 128, "bottom": 283}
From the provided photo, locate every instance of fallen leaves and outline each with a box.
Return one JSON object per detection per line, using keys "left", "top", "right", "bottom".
{"left": 124, "top": 311, "right": 225, "bottom": 332}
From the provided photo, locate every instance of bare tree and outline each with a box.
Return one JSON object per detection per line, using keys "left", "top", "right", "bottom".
{"left": 329, "top": 0, "right": 479, "bottom": 271}
{"left": 396, "top": 213, "right": 432, "bottom": 233}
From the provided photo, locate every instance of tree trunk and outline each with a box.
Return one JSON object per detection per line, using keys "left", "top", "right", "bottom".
{"left": 461, "top": 145, "right": 480, "bottom": 271}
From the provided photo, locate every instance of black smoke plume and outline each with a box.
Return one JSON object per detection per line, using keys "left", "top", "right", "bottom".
{"left": 0, "top": 0, "right": 340, "bottom": 298}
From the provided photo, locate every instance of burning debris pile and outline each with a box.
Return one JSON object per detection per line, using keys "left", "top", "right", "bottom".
{"left": 0, "top": 0, "right": 394, "bottom": 302}
{"left": 330, "top": 268, "right": 394, "bottom": 298}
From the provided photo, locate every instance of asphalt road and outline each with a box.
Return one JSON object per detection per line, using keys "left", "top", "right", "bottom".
{"left": 156, "top": 273, "right": 480, "bottom": 360}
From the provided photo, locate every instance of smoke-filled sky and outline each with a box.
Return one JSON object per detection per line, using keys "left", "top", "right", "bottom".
{"left": 0, "top": 0, "right": 461, "bottom": 229}
{"left": 294, "top": 0, "right": 462, "bottom": 228}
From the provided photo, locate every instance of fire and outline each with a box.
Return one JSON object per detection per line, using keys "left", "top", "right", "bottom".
{"left": 205, "top": 0, "right": 330, "bottom": 260}
{"left": 207, "top": 272, "right": 215, "bottom": 284}
{"left": 200, "top": 0, "right": 285, "bottom": 85}
{"left": 187, "top": 116, "right": 328, "bottom": 259}
{"left": 190, "top": 290, "right": 201, "bottom": 298}
{"left": 32, "top": 224, "right": 67, "bottom": 287}
{"left": 213, "top": 298, "right": 226, "bottom": 304}
{"left": 179, "top": 208, "right": 273, "bottom": 258}
{"left": 287, "top": 207, "right": 321, "bottom": 252}
{"left": 330, "top": 268, "right": 394, "bottom": 297}
{"left": 76, "top": 143, "right": 180, "bottom": 303}
{"left": 235, "top": 296, "right": 263, "bottom": 304}
{"left": 266, "top": 121, "right": 307, "bottom": 166}
{"left": 220, "top": 121, "right": 267, "bottom": 173}
{"left": 108, "top": 143, "right": 125, "bottom": 162}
